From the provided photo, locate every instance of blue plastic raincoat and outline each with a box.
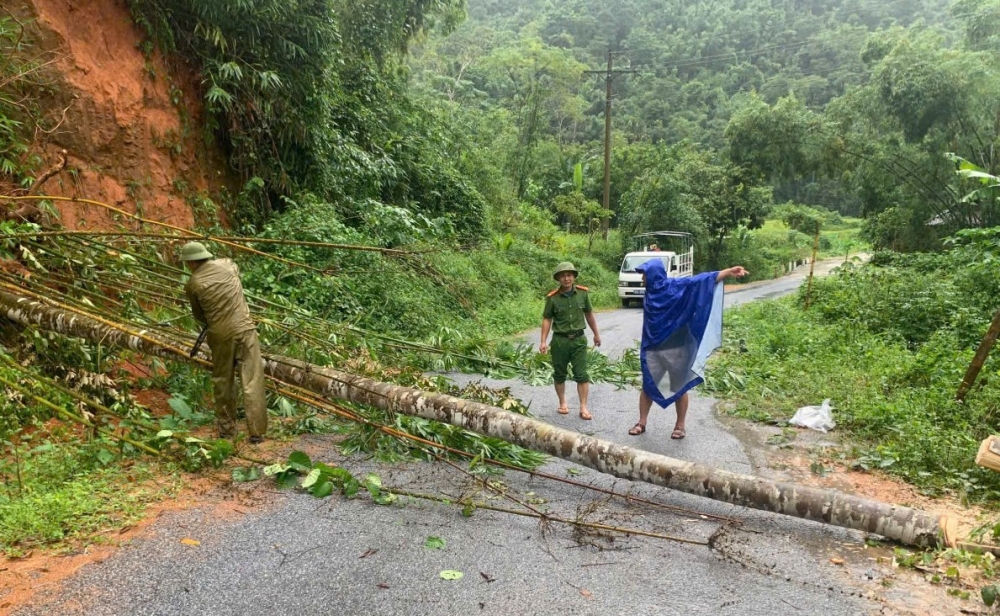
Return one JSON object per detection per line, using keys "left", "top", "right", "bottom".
{"left": 634, "top": 258, "right": 724, "bottom": 408}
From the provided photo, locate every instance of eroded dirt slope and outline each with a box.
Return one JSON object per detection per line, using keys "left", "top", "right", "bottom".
{"left": 4, "top": 0, "right": 231, "bottom": 229}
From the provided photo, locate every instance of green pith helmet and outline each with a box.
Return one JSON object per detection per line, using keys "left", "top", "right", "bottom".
{"left": 552, "top": 261, "right": 579, "bottom": 280}
{"left": 178, "top": 241, "right": 213, "bottom": 262}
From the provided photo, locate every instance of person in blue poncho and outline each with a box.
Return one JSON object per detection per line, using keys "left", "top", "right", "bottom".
{"left": 627, "top": 258, "right": 747, "bottom": 439}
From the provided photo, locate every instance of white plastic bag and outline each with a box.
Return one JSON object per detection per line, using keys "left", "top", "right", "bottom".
{"left": 789, "top": 399, "right": 835, "bottom": 432}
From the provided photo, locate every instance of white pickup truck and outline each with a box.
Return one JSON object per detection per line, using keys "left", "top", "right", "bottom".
{"left": 617, "top": 234, "right": 694, "bottom": 307}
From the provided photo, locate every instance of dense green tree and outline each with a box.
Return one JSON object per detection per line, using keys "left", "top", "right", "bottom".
{"left": 129, "top": 0, "right": 492, "bottom": 237}
{"left": 408, "top": 0, "right": 981, "bottom": 249}
{"left": 618, "top": 145, "right": 771, "bottom": 268}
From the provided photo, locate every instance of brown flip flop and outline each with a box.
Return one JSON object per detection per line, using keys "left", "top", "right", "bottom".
{"left": 628, "top": 423, "right": 646, "bottom": 435}
{"left": 579, "top": 409, "right": 592, "bottom": 420}
{"left": 671, "top": 428, "right": 686, "bottom": 440}
{"left": 557, "top": 405, "right": 569, "bottom": 415}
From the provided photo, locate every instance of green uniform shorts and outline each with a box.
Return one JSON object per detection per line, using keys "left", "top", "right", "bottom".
{"left": 551, "top": 334, "right": 589, "bottom": 384}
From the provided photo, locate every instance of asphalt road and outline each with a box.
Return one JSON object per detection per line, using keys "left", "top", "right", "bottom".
{"left": 598, "top": 257, "right": 856, "bottom": 360}
{"left": 15, "top": 257, "right": 893, "bottom": 616}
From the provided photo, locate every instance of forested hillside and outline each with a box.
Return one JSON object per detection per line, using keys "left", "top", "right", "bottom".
{"left": 410, "top": 0, "right": 1000, "bottom": 255}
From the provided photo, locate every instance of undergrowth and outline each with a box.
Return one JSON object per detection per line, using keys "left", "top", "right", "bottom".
{"left": 705, "top": 232, "right": 1000, "bottom": 500}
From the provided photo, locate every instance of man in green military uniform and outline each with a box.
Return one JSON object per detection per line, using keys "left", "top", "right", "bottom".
{"left": 179, "top": 242, "right": 267, "bottom": 443}
{"left": 539, "top": 262, "right": 602, "bottom": 420}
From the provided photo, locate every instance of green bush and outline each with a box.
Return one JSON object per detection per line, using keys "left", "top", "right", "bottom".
{"left": 705, "top": 298, "right": 1000, "bottom": 498}
{"left": 806, "top": 253, "right": 992, "bottom": 349}
{"left": 240, "top": 197, "right": 621, "bottom": 342}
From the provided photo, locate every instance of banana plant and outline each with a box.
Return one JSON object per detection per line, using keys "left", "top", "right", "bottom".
{"left": 948, "top": 154, "right": 999, "bottom": 226}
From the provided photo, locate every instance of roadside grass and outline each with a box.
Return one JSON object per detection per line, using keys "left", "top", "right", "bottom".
{"left": 704, "top": 297, "right": 999, "bottom": 501}
{"left": 0, "top": 443, "right": 178, "bottom": 556}
{"left": 752, "top": 216, "right": 865, "bottom": 261}
{"left": 708, "top": 216, "right": 866, "bottom": 284}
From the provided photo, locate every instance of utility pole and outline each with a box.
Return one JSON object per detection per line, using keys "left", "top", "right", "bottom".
{"left": 585, "top": 48, "right": 636, "bottom": 240}
{"left": 958, "top": 307, "right": 1000, "bottom": 401}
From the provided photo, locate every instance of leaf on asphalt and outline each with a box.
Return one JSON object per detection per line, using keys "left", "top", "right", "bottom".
{"left": 982, "top": 584, "right": 998, "bottom": 607}
{"left": 301, "top": 467, "right": 322, "bottom": 489}
{"left": 310, "top": 481, "right": 334, "bottom": 498}
{"left": 425, "top": 536, "right": 446, "bottom": 550}
{"left": 232, "top": 466, "right": 261, "bottom": 482}
{"left": 377, "top": 583, "right": 390, "bottom": 589}
{"left": 287, "top": 450, "right": 312, "bottom": 472}
{"left": 580, "top": 588, "right": 594, "bottom": 600}
{"left": 180, "top": 538, "right": 201, "bottom": 547}
{"left": 262, "top": 463, "right": 289, "bottom": 477}
{"left": 480, "top": 572, "right": 495, "bottom": 583}
{"left": 275, "top": 472, "right": 299, "bottom": 490}
{"left": 359, "top": 549, "right": 378, "bottom": 559}
{"left": 830, "top": 558, "right": 845, "bottom": 566}
{"left": 439, "top": 570, "right": 464, "bottom": 580}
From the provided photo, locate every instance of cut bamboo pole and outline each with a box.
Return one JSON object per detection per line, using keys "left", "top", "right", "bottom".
{"left": 958, "top": 308, "right": 1000, "bottom": 401}
{"left": 803, "top": 229, "right": 820, "bottom": 310}
{"left": 0, "top": 285, "right": 956, "bottom": 548}
{"left": 975, "top": 435, "right": 1000, "bottom": 473}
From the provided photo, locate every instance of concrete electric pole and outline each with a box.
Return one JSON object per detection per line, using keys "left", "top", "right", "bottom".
{"left": 584, "top": 48, "right": 636, "bottom": 240}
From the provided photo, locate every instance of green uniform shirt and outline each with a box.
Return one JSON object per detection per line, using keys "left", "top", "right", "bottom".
{"left": 184, "top": 258, "right": 255, "bottom": 338}
{"left": 543, "top": 286, "right": 592, "bottom": 333}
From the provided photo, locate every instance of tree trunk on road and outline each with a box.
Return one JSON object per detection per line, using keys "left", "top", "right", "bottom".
{"left": 0, "top": 287, "right": 956, "bottom": 548}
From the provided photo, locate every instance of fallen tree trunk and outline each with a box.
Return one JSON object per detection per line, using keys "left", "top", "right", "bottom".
{"left": 0, "top": 287, "right": 956, "bottom": 547}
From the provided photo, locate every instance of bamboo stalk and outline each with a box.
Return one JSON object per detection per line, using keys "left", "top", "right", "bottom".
{"left": 0, "top": 229, "right": 421, "bottom": 255}
{"left": 385, "top": 488, "right": 710, "bottom": 546}
{"left": 265, "top": 377, "right": 739, "bottom": 524}
{"left": 0, "top": 195, "right": 333, "bottom": 275}
{"left": 0, "top": 374, "right": 160, "bottom": 455}
{"left": 958, "top": 308, "right": 1000, "bottom": 401}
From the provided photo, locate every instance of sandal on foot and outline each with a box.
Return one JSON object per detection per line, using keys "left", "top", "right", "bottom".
{"left": 579, "top": 409, "right": 593, "bottom": 420}
{"left": 670, "top": 428, "right": 686, "bottom": 440}
{"left": 628, "top": 423, "right": 646, "bottom": 436}
{"left": 557, "top": 405, "right": 570, "bottom": 415}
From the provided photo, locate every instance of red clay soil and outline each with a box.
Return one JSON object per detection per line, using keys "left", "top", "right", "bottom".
{"left": 5, "top": 0, "right": 233, "bottom": 234}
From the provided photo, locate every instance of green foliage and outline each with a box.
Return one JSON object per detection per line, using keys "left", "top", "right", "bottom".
{"left": 807, "top": 262, "right": 981, "bottom": 348}
{"left": 264, "top": 451, "right": 395, "bottom": 503}
{"left": 243, "top": 196, "right": 619, "bottom": 340}
{"left": 0, "top": 433, "right": 171, "bottom": 553}
{"left": 726, "top": 93, "right": 824, "bottom": 184}
{"left": 825, "top": 26, "right": 1000, "bottom": 247}
{"left": 152, "top": 430, "right": 233, "bottom": 471}
{"left": 618, "top": 145, "right": 772, "bottom": 269}
{"left": 408, "top": 0, "right": 1000, "bottom": 248}
{"left": 706, "top": 235, "right": 1000, "bottom": 497}
{"left": 774, "top": 203, "right": 827, "bottom": 236}
{"left": 552, "top": 191, "right": 610, "bottom": 250}
{"left": 129, "top": 0, "right": 484, "bottom": 237}
{"left": 982, "top": 584, "right": 998, "bottom": 607}
{"left": 706, "top": 297, "right": 1000, "bottom": 497}
{"left": 340, "top": 404, "right": 548, "bottom": 470}
{"left": 0, "top": 15, "right": 48, "bottom": 187}
{"left": 0, "top": 466, "right": 163, "bottom": 554}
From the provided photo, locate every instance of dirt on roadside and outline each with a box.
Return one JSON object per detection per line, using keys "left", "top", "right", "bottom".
{"left": 718, "top": 411, "right": 995, "bottom": 616}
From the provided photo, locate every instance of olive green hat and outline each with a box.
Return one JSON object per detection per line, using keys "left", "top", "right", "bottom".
{"left": 178, "top": 241, "right": 213, "bottom": 261}
{"left": 552, "top": 261, "right": 579, "bottom": 280}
